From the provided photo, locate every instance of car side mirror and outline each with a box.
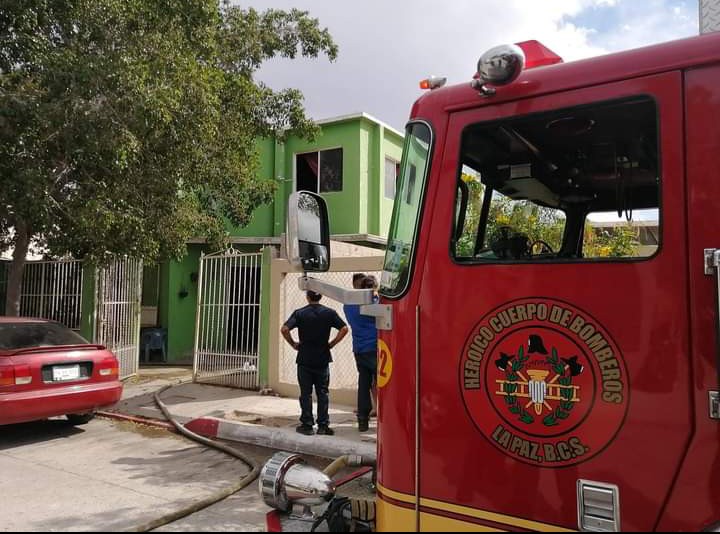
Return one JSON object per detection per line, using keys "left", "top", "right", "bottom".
{"left": 287, "top": 191, "right": 331, "bottom": 272}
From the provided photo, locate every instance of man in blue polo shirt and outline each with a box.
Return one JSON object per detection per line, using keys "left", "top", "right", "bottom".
{"left": 282, "top": 291, "right": 348, "bottom": 436}
{"left": 344, "top": 274, "right": 378, "bottom": 432}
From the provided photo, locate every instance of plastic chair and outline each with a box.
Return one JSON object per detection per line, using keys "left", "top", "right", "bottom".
{"left": 140, "top": 328, "right": 167, "bottom": 363}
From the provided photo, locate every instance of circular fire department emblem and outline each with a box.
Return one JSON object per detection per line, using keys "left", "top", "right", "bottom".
{"left": 460, "top": 298, "right": 629, "bottom": 467}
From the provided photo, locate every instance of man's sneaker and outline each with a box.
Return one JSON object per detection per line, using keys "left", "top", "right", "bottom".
{"left": 358, "top": 420, "right": 369, "bottom": 433}
{"left": 296, "top": 424, "right": 314, "bottom": 436}
{"left": 316, "top": 425, "right": 335, "bottom": 436}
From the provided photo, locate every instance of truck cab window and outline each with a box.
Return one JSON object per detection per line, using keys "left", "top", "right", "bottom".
{"left": 584, "top": 208, "right": 660, "bottom": 258}
{"left": 382, "top": 122, "right": 433, "bottom": 297}
{"left": 453, "top": 97, "right": 660, "bottom": 262}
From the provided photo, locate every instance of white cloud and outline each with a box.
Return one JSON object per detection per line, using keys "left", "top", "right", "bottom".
{"left": 578, "top": 0, "right": 697, "bottom": 52}
{"left": 238, "top": 0, "right": 698, "bottom": 129}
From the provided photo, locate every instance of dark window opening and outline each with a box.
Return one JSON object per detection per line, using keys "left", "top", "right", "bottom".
{"left": 297, "top": 152, "right": 319, "bottom": 192}
{"left": 226, "top": 266, "right": 261, "bottom": 355}
{"left": 453, "top": 97, "right": 660, "bottom": 263}
{"left": 406, "top": 165, "right": 417, "bottom": 204}
{"left": 141, "top": 265, "right": 160, "bottom": 307}
{"left": 296, "top": 149, "right": 343, "bottom": 193}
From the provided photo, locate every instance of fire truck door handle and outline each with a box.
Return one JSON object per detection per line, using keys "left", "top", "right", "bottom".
{"left": 704, "top": 249, "right": 720, "bottom": 420}
{"left": 704, "top": 249, "right": 720, "bottom": 276}
{"left": 703, "top": 248, "right": 720, "bottom": 312}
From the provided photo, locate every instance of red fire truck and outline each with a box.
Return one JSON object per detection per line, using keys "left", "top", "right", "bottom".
{"left": 271, "top": 29, "right": 720, "bottom": 532}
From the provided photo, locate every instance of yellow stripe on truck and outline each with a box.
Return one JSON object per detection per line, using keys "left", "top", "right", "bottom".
{"left": 376, "top": 483, "right": 576, "bottom": 532}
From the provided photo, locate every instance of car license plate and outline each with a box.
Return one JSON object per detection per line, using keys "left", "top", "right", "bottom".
{"left": 53, "top": 365, "right": 80, "bottom": 382}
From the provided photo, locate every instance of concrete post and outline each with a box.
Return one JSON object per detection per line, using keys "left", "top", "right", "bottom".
{"left": 258, "top": 246, "right": 277, "bottom": 387}
{"left": 701, "top": 0, "right": 720, "bottom": 34}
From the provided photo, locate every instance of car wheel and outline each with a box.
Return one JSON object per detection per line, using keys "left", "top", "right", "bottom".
{"left": 66, "top": 413, "right": 95, "bottom": 425}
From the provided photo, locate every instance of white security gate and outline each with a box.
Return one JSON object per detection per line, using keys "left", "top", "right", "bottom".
{"left": 194, "top": 250, "right": 262, "bottom": 389}
{"left": 18, "top": 260, "right": 84, "bottom": 330}
{"left": 96, "top": 258, "right": 143, "bottom": 380}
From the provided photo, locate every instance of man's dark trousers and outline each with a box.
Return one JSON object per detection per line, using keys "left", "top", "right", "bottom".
{"left": 297, "top": 364, "right": 330, "bottom": 427}
{"left": 355, "top": 351, "right": 377, "bottom": 421}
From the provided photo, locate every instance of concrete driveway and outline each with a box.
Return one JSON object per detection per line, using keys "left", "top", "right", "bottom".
{"left": 0, "top": 417, "right": 258, "bottom": 532}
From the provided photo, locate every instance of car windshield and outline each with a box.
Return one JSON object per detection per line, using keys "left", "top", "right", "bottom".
{"left": 0, "top": 323, "right": 89, "bottom": 350}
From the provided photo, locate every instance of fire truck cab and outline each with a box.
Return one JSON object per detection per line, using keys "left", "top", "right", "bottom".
{"left": 282, "top": 32, "right": 720, "bottom": 532}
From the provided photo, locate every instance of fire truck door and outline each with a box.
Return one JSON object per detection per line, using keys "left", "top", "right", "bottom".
{"left": 417, "top": 72, "right": 689, "bottom": 531}
{"left": 657, "top": 63, "right": 720, "bottom": 530}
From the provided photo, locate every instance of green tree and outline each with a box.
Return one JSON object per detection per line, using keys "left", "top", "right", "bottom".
{"left": 583, "top": 224, "right": 639, "bottom": 257}
{"left": 486, "top": 197, "right": 566, "bottom": 252}
{"left": 455, "top": 177, "right": 566, "bottom": 257}
{"left": 0, "top": 0, "right": 337, "bottom": 315}
{"left": 454, "top": 174, "right": 485, "bottom": 256}
{"left": 455, "top": 178, "right": 640, "bottom": 258}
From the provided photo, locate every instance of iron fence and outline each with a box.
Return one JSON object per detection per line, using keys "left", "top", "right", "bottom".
{"left": 96, "top": 258, "right": 143, "bottom": 380}
{"left": 194, "top": 251, "right": 263, "bottom": 389}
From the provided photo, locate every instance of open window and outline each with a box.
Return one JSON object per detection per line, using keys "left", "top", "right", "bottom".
{"left": 453, "top": 96, "right": 660, "bottom": 262}
{"left": 296, "top": 148, "right": 343, "bottom": 193}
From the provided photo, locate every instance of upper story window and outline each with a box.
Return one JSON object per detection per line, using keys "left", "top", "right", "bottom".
{"left": 385, "top": 157, "right": 401, "bottom": 199}
{"left": 296, "top": 148, "right": 343, "bottom": 193}
{"left": 453, "top": 96, "right": 660, "bottom": 263}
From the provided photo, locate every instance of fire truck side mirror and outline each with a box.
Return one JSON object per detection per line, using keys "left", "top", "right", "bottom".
{"left": 476, "top": 44, "right": 526, "bottom": 89}
{"left": 286, "top": 191, "right": 331, "bottom": 273}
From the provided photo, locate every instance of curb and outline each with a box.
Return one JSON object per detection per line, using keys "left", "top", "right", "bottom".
{"left": 185, "top": 417, "right": 376, "bottom": 459}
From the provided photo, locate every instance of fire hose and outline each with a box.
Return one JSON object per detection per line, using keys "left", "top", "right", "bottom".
{"left": 111, "top": 381, "right": 378, "bottom": 532}
{"left": 127, "top": 383, "right": 260, "bottom": 532}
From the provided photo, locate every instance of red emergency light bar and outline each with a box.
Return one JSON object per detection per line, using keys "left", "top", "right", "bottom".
{"left": 515, "top": 40, "right": 563, "bottom": 69}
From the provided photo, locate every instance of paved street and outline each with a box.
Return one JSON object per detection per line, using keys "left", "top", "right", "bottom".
{"left": 0, "top": 417, "right": 267, "bottom": 532}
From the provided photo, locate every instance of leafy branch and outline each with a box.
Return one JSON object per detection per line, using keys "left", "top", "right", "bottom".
{"left": 543, "top": 350, "right": 575, "bottom": 427}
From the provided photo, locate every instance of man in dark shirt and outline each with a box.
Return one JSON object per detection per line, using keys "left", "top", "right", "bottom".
{"left": 281, "top": 291, "right": 348, "bottom": 436}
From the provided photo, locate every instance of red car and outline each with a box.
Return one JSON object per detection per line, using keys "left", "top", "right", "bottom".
{"left": 0, "top": 318, "right": 123, "bottom": 426}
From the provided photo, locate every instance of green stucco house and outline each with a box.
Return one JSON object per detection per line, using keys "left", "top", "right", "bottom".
{"left": 142, "top": 113, "right": 404, "bottom": 369}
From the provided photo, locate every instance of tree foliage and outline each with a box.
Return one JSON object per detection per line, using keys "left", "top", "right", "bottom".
{"left": 0, "top": 0, "right": 337, "bottom": 314}
{"left": 583, "top": 224, "right": 639, "bottom": 258}
{"left": 455, "top": 177, "right": 640, "bottom": 258}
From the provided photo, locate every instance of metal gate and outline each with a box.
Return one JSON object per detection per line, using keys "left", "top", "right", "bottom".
{"left": 96, "top": 258, "right": 143, "bottom": 380}
{"left": 0, "top": 260, "right": 84, "bottom": 328}
{"left": 193, "top": 250, "right": 262, "bottom": 389}
{"left": 20, "top": 260, "right": 84, "bottom": 330}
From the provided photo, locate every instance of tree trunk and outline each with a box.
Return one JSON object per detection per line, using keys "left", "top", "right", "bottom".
{"left": 6, "top": 221, "right": 30, "bottom": 317}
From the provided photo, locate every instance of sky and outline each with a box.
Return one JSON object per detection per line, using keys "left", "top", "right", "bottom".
{"left": 239, "top": 0, "right": 699, "bottom": 130}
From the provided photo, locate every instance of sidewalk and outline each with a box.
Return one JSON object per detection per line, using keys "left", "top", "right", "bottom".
{"left": 109, "top": 367, "right": 377, "bottom": 459}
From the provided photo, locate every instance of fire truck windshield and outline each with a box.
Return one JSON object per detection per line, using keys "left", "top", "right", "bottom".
{"left": 381, "top": 122, "right": 433, "bottom": 298}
